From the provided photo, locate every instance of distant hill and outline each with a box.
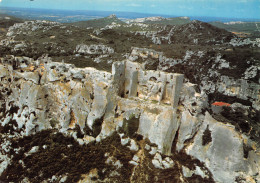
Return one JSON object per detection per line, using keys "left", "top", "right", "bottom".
{"left": 0, "top": 13, "right": 24, "bottom": 28}
{"left": 125, "top": 16, "right": 260, "bottom": 38}
{"left": 69, "top": 14, "right": 126, "bottom": 28}
{"left": 156, "top": 17, "right": 191, "bottom": 25}
{"left": 210, "top": 21, "right": 260, "bottom": 38}
{"left": 0, "top": 14, "right": 24, "bottom": 39}
{"left": 145, "top": 17, "right": 191, "bottom": 25}
{"left": 126, "top": 16, "right": 191, "bottom": 25}
{"left": 166, "top": 20, "right": 234, "bottom": 45}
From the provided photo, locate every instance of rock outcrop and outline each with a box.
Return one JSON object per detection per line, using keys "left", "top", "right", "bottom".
{"left": 75, "top": 44, "right": 114, "bottom": 55}
{"left": 0, "top": 56, "right": 183, "bottom": 152}
{"left": 0, "top": 56, "right": 259, "bottom": 183}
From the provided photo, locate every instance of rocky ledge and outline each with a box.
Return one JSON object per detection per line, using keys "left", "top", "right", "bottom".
{"left": 0, "top": 55, "right": 259, "bottom": 183}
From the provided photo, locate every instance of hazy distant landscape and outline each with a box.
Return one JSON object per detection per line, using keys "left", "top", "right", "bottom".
{"left": 1, "top": 6, "right": 260, "bottom": 37}
{"left": 1, "top": 6, "right": 260, "bottom": 23}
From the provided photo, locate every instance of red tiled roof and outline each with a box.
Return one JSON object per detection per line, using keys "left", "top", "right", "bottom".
{"left": 212, "top": 102, "right": 231, "bottom": 107}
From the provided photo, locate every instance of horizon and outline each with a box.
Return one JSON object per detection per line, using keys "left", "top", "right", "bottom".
{"left": 1, "top": 6, "right": 260, "bottom": 23}
{"left": 0, "top": 0, "right": 260, "bottom": 20}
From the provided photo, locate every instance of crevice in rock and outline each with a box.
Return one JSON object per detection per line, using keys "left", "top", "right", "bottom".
{"left": 75, "top": 124, "right": 84, "bottom": 139}
{"left": 171, "top": 126, "right": 180, "bottom": 154}
{"left": 243, "top": 143, "right": 253, "bottom": 159}
{"left": 0, "top": 102, "right": 7, "bottom": 121}
{"left": 92, "top": 114, "right": 105, "bottom": 138}
{"left": 120, "top": 115, "right": 140, "bottom": 138}
{"left": 83, "top": 120, "right": 93, "bottom": 136}
{"left": 90, "top": 92, "right": 94, "bottom": 100}
{"left": 202, "top": 125, "right": 212, "bottom": 146}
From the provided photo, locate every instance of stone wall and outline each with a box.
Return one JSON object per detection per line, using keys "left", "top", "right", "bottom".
{"left": 130, "top": 47, "right": 163, "bottom": 59}
{"left": 122, "top": 60, "right": 184, "bottom": 107}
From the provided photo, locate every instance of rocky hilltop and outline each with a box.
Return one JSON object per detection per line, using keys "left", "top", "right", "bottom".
{"left": 0, "top": 16, "right": 259, "bottom": 183}
{"left": 70, "top": 14, "right": 126, "bottom": 28}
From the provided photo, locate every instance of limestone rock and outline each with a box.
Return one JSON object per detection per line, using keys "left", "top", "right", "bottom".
{"left": 128, "top": 139, "right": 139, "bottom": 151}
{"left": 244, "top": 66, "right": 258, "bottom": 80}
{"left": 75, "top": 44, "right": 114, "bottom": 55}
{"left": 14, "top": 71, "right": 40, "bottom": 84}
{"left": 145, "top": 144, "right": 151, "bottom": 150}
{"left": 129, "top": 160, "right": 139, "bottom": 166}
{"left": 139, "top": 109, "right": 180, "bottom": 155}
{"left": 152, "top": 153, "right": 174, "bottom": 169}
{"left": 152, "top": 153, "right": 163, "bottom": 169}
{"left": 83, "top": 136, "right": 95, "bottom": 144}
{"left": 0, "top": 56, "right": 259, "bottom": 182}
{"left": 162, "top": 157, "right": 174, "bottom": 169}
{"left": 121, "top": 137, "right": 130, "bottom": 146}
{"left": 26, "top": 146, "right": 39, "bottom": 156}
{"left": 194, "top": 166, "right": 208, "bottom": 179}
{"left": 0, "top": 65, "right": 9, "bottom": 78}
{"left": 186, "top": 112, "right": 250, "bottom": 182}
{"left": 149, "top": 147, "right": 157, "bottom": 155}
{"left": 176, "top": 110, "right": 203, "bottom": 151}
{"left": 87, "top": 81, "right": 108, "bottom": 130}
{"left": 182, "top": 166, "right": 193, "bottom": 178}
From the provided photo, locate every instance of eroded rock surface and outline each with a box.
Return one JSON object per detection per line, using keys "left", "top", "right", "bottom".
{"left": 0, "top": 56, "right": 259, "bottom": 183}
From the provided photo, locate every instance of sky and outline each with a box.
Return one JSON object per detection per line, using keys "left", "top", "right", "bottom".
{"left": 0, "top": 0, "right": 260, "bottom": 19}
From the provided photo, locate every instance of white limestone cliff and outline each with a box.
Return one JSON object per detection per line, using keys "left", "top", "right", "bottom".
{"left": 0, "top": 56, "right": 259, "bottom": 182}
